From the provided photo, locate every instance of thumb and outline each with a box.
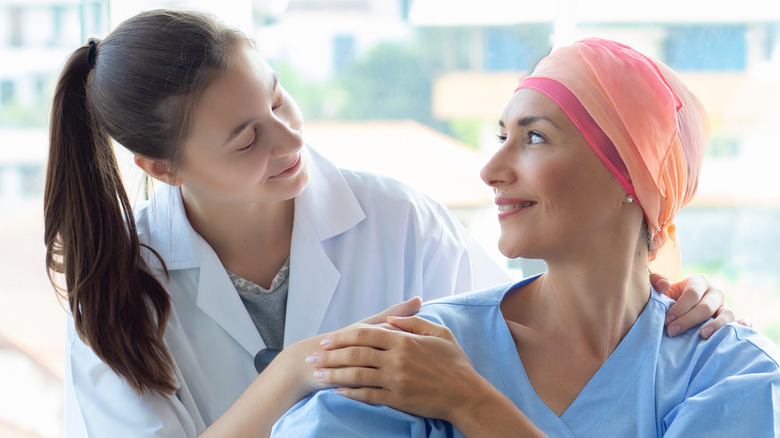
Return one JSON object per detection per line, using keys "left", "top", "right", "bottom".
{"left": 649, "top": 272, "right": 672, "bottom": 295}
{"left": 359, "top": 297, "right": 422, "bottom": 325}
{"left": 386, "top": 315, "right": 445, "bottom": 337}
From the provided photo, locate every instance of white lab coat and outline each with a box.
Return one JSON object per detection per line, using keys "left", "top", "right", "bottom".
{"left": 63, "top": 145, "right": 509, "bottom": 437}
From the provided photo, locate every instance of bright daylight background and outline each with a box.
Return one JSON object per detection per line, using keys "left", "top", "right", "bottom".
{"left": 1, "top": 0, "right": 779, "bottom": 436}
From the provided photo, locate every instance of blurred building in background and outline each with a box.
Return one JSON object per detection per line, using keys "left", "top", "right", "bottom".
{"left": 255, "top": 0, "right": 414, "bottom": 81}
{"left": 0, "top": 0, "right": 108, "bottom": 212}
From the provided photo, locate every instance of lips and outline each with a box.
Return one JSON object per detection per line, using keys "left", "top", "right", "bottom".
{"left": 494, "top": 196, "right": 537, "bottom": 219}
{"left": 271, "top": 153, "right": 302, "bottom": 178}
{"left": 497, "top": 201, "right": 536, "bottom": 212}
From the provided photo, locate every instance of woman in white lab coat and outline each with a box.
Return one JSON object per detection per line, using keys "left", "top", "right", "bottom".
{"left": 44, "top": 9, "right": 734, "bottom": 438}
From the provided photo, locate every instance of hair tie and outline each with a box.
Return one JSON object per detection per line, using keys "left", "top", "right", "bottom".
{"left": 86, "top": 40, "right": 98, "bottom": 69}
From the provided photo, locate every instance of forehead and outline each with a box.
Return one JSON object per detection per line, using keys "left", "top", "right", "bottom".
{"left": 203, "top": 47, "right": 274, "bottom": 100}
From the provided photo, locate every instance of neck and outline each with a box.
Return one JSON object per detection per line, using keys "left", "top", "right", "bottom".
{"left": 180, "top": 188, "right": 294, "bottom": 287}
{"left": 506, "top": 239, "right": 651, "bottom": 360}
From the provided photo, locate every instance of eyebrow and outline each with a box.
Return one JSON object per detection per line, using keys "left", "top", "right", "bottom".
{"left": 221, "top": 72, "right": 280, "bottom": 147}
{"left": 498, "top": 115, "right": 561, "bottom": 130}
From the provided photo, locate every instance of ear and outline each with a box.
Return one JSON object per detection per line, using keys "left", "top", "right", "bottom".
{"left": 133, "top": 155, "right": 183, "bottom": 186}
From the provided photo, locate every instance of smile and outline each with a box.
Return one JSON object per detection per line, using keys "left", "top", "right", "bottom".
{"left": 271, "top": 154, "right": 303, "bottom": 179}
{"left": 497, "top": 202, "right": 536, "bottom": 212}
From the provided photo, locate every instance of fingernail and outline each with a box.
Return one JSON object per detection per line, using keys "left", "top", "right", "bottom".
{"left": 314, "top": 370, "right": 325, "bottom": 380}
{"left": 668, "top": 325, "right": 681, "bottom": 337}
{"left": 665, "top": 314, "right": 676, "bottom": 325}
{"left": 320, "top": 337, "right": 331, "bottom": 347}
{"left": 701, "top": 326, "right": 714, "bottom": 339}
{"left": 305, "top": 354, "right": 318, "bottom": 366}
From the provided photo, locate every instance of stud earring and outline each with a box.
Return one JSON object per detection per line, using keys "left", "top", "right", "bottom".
{"left": 625, "top": 195, "right": 634, "bottom": 204}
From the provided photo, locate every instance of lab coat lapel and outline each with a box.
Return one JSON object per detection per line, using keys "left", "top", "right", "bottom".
{"left": 195, "top": 243, "right": 265, "bottom": 356}
{"left": 143, "top": 184, "right": 264, "bottom": 356}
{"left": 285, "top": 146, "right": 365, "bottom": 345}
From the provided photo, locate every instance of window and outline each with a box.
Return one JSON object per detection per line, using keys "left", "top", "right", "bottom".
{"left": 333, "top": 34, "right": 355, "bottom": 73}
{"left": 0, "top": 80, "right": 14, "bottom": 105}
{"left": 665, "top": 25, "right": 747, "bottom": 71}
{"left": 8, "top": 6, "right": 22, "bottom": 48}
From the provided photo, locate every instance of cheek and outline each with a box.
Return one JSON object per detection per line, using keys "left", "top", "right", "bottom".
{"left": 529, "top": 156, "right": 578, "bottom": 200}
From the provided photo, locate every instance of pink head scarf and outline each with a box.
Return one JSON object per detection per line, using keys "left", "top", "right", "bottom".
{"left": 516, "top": 38, "right": 709, "bottom": 279}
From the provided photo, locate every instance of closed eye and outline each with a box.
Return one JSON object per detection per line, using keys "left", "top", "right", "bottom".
{"left": 238, "top": 132, "right": 258, "bottom": 152}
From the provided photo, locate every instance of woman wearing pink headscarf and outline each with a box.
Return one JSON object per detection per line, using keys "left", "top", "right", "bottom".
{"left": 272, "top": 38, "right": 780, "bottom": 437}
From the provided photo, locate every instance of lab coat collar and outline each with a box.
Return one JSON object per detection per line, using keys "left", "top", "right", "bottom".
{"left": 143, "top": 182, "right": 200, "bottom": 271}
{"left": 143, "top": 183, "right": 265, "bottom": 356}
{"left": 294, "top": 145, "right": 366, "bottom": 240}
{"left": 285, "top": 145, "right": 366, "bottom": 345}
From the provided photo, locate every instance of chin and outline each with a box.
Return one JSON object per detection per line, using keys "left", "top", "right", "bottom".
{"left": 498, "top": 236, "right": 548, "bottom": 261}
{"left": 498, "top": 237, "right": 526, "bottom": 260}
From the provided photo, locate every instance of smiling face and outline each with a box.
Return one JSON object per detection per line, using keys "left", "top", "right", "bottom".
{"left": 173, "top": 45, "right": 309, "bottom": 209}
{"left": 480, "top": 89, "right": 633, "bottom": 262}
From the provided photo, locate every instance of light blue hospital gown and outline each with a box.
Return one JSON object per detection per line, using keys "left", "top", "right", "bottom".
{"left": 272, "top": 275, "right": 780, "bottom": 437}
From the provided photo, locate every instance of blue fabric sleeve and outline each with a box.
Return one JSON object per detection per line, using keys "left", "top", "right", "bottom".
{"left": 271, "top": 390, "right": 453, "bottom": 437}
{"left": 662, "top": 325, "right": 780, "bottom": 437}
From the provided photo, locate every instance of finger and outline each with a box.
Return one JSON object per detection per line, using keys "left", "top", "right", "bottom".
{"left": 665, "top": 276, "right": 713, "bottom": 320}
{"left": 359, "top": 297, "right": 422, "bottom": 325}
{"left": 666, "top": 274, "right": 709, "bottom": 301}
{"left": 313, "top": 366, "right": 386, "bottom": 388}
{"left": 649, "top": 272, "right": 671, "bottom": 295}
{"left": 320, "top": 325, "right": 401, "bottom": 351}
{"left": 666, "top": 288, "right": 723, "bottom": 337}
{"left": 698, "top": 306, "right": 736, "bottom": 339}
{"left": 386, "top": 316, "right": 451, "bottom": 338}
{"left": 737, "top": 319, "right": 753, "bottom": 328}
{"left": 308, "top": 346, "right": 383, "bottom": 369}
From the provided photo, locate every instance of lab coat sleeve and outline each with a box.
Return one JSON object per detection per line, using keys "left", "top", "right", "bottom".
{"left": 421, "top": 200, "right": 510, "bottom": 301}
{"left": 64, "top": 318, "right": 198, "bottom": 438}
{"left": 270, "top": 390, "right": 452, "bottom": 438}
{"left": 662, "top": 326, "right": 780, "bottom": 437}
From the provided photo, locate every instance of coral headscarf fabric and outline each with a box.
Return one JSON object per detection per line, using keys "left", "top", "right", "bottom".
{"left": 517, "top": 38, "right": 709, "bottom": 279}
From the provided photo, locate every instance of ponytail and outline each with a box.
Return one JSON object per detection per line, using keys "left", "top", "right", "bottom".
{"left": 45, "top": 44, "right": 176, "bottom": 395}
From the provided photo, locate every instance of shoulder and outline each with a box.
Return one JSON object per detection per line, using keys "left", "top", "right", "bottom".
{"left": 340, "top": 167, "right": 451, "bottom": 219}
{"left": 417, "top": 276, "right": 537, "bottom": 326}
{"left": 420, "top": 283, "right": 507, "bottom": 310}
{"left": 302, "top": 144, "right": 458, "bottom": 238}
{"left": 306, "top": 143, "right": 429, "bottom": 207}
{"left": 656, "top": 294, "right": 780, "bottom": 400}
{"left": 656, "top": 308, "right": 780, "bottom": 435}
{"left": 694, "top": 323, "right": 779, "bottom": 370}
{"left": 656, "top": 288, "right": 779, "bottom": 371}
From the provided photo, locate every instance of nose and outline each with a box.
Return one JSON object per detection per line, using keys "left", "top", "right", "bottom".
{"left": 480, "top": 145, "right": 515, "bottom": 189}
{"left": 269, "top": 117, "right": 304, "bottom": 157}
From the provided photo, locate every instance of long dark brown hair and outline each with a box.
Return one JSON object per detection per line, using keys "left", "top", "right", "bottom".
{"left": 45, "top": 9, "right": 248, "bottom": 395}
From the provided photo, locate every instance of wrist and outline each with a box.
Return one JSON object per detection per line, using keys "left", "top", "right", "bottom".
{"left": 446, "top": 372, "right": 495, "bottom": 424}
{"left": 448, "top": 375, "right": 545, "bottom": 438}
{"left": 266, "top": 341, "right": 318, "bottom": 399}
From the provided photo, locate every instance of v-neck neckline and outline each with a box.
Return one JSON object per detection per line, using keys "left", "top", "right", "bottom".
{"left": 490, "top": 279, "right": 663, "bottom": 436}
